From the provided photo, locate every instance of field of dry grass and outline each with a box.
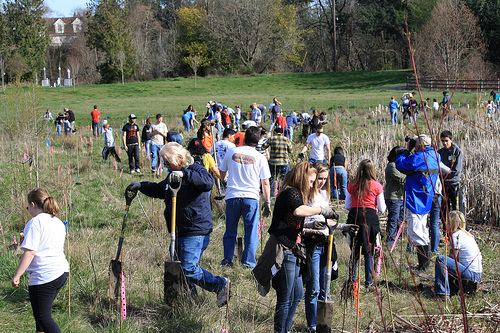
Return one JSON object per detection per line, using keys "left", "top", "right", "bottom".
{"left": 0, "top": 82, "right": 498, "bottom": 332}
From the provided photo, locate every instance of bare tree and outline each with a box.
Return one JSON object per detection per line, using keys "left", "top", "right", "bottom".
{"left": 414, "top": 0, "right": 486, "bottom": 80}
{"left": 207, "top": 0, "right": 302, "bottom": 73}
{"left": 67, "top": 56, "right": 80, "bottom": 91}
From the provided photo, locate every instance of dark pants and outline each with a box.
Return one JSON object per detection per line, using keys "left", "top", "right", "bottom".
{"left": 443, "top": 183, "right": 461, "bottom": 212}
{"left": 103, "top": 146, "right": 121, "bottom": 162}
{"left": 29, "top": 272, "right": 68, "bottom": 333}
{"left": 127, "top": 144, "right": 140, "bottom": 171}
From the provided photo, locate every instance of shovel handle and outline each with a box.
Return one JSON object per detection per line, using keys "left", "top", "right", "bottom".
{"left": 115, "top": 208, "right": 130, "bottom": 261}
{"left": 169, "top": 179, "right": 181, "bottom": 261}
{"left": 324, "top": 227, "right": 334, "bottom": 299}
{"left": 125, "top": 186, "right": 138, "bottom": 206}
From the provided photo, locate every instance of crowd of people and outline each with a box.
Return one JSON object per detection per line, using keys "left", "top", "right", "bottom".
{"left": 16, "top": 97, "right": 484, "bottom": 333}
{"left": 389, "top": 91, "right": 454, "bottom": 125}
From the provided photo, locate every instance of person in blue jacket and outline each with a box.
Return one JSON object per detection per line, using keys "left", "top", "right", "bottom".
{"left": 396, "top": 134, "right": 441, "bottom": 271}
{"left": 127, "top": 142, "right": 230, "bottom": 307}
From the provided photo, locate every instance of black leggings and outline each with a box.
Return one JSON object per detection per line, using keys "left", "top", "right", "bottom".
{"left": 29, "top": 272, "right": 68, "bottom": 333}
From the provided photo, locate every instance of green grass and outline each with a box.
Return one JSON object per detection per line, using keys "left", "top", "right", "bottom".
{"left": 3, "top": 69, "right": 479, "bottom": 123}
{"left": 0, "top": 71, "right": 498, "bottom": 332}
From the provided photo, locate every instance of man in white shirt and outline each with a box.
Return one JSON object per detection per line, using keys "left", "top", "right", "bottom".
{"left": 219, "top": 126, "right": 271, "bottom": 268}
{"left": 299, "top": 124, "right": 331, "bottom": 164}
{"left": 150, "top": 113, "right": 168, "bottom": 172}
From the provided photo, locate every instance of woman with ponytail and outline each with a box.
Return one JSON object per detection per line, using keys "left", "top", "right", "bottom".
{"left": 12, "top": 188, "right": 69, "bottom": 333}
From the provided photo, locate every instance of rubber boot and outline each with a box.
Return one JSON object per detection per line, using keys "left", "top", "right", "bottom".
{"left": 422, "top": 245, "right": 431, "bottom": 271}
{"left": 416, "top": 245, "right": 430, "bottom": 271}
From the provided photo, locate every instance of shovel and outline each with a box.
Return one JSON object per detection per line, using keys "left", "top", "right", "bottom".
{"left": 211, "top": 126, "right": 225, "bottom": 201}
{"left": 164, "top": 173, "right": 186, "bottom": 305}
{"left": 317, "top": 225, "right": 335, "bottom": 333}
{"left": 108, "top": 186, "right": 137, "bottom": 301}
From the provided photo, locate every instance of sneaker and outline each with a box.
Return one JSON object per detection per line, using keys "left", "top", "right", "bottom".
{"left": 130, "top": 170, "right": 135, "bottom": 174}
{"left": 220, "top": 261, "right": 234, "bottom": 269}
{"left": 135, "top": 169, "right": 141, "bottom": 173}
{"left": 151, "top": 168, "right": 157, "bottom": 172}
{"left": 217, "top": 277, "right": 230, "bottom": 307}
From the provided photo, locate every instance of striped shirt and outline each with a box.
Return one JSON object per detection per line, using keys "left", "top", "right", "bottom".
{"left": 263, "top": 134, "right": 292, "bottom": 166}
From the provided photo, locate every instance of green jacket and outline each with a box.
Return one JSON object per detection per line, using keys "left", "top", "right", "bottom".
{"left": 384, "top": 162, "right": 406, "bottom": 200}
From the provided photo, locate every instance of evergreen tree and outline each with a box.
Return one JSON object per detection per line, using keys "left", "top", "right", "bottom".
{"left": 2, "top": 0, "right": 50, "bottom": 80}
{"left": 86, "top": 0, "right": 136, "bottom": 83}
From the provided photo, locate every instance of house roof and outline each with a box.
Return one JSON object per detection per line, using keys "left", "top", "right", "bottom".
{"left": 45, "top": 17, "right": 83, "bottom": 35}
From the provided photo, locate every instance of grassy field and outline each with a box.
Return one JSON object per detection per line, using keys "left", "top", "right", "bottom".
{"left": 0, "top": 71, "right": 499, "bottom": 332}
{"left": 3, "top": 70, "right": 486, "bottom": 125}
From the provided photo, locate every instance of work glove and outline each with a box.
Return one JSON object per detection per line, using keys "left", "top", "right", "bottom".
{"left": 262, "top": 201, "right": 271, "bottom": 218}
{"left": 292, "top": 243, "right": 307, "bottom": 261}
{"left": 320, "top": 206, "right": 339, "bottom": 220}
{"left": 167, "top": 170, "right": 183, "bottom": 184}
{"left": 127, "top": 182, "right": 141, "bottom": 191}
{"left": 312, "top": 220, "right": 328, "bottom": 230}
{"left": 340, "top": 223, "right": 359, "bottom": 238}
{"left": 297, "top": 152, "right": 305, "bottom": 160}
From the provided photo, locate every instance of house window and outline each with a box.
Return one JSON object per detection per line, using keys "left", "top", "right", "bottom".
{"left": 55, "top": 21, "right": 64, "bottom": 34}
{"left": 73, "top": 21, "right": 82, "bottom": 33}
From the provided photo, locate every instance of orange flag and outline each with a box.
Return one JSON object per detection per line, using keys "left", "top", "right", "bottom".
{"left": 353, "top": 277, "right": 363, "bottom": 317}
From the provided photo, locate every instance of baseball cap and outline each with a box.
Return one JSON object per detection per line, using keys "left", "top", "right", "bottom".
{"left": 414, "top": 134, "right": 432, "bottom": 147}
{"left": 129, "top": 114, "right": 137, "bottom": 119}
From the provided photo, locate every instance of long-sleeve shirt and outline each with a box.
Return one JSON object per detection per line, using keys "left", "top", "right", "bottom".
{"left": 438, "top": 143, "right": 463, "bottom": 186}
{"left": 104, "top": 128, "right": 115, "bottom": 148}
{"left": 396, "top": 147, "right": 441, "bottom": 215}
{"left": 384, "top": 162, "right": 406, "bottom": 200}
{"left": 262, "top": 134, "right": 292, "bottom": 166}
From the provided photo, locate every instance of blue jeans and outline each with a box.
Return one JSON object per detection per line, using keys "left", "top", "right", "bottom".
{"left": 434, "top": 255, "right": 481, "bottom": 296}
{"left": 144, "top": 140, "right": 152, "bottom": 160}
{"left": 272, "top": 251, "right": 304, "bottom": 333}
{"left": 222, "top": 198, "right": 260, "bottom": 267}
{"left": 56, "top": 124, "right": 62, "bottom": 135}
{"left": 330, "top": 166, "right": 348, "bottom": 200}
{"left": 151, "top": 144, "right": 163, "bottom": 169}
{"left": 285, "top": 127, "right": 294, "bottom": 142}
{"left": 385, "top": 199, "right": 404, "bottom": 245}
{"left": 430, "top": 195, "right": 442, "bottom": 253}
{"left": 353, "top": 252, "right": 374, "bottom": 287}
{"left": 215, "top": 123, "right": 223, "bottom": 140}
{"left": 390, "top": 110, "right": 398, "bottom": 124}
{"left": 270, "top": 164, "right": 289, "bottom": 196}
{"left": 305, "top": 245, "right": 328, "bottom": 330}
{"left": 92, "top": 121, "right": 99, "bottom": 137}
{"left": 178, "top": 235, "right": 225, "bottom": 295}
{"left": 182, "top": 117, "right": 190, "bottom": 131}
{"left": 309, "top": 158, "right": 327, "bottom": 165}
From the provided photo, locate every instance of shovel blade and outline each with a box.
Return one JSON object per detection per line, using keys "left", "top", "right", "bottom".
{"left": 108, "top": 259, "right": 122, "bottom": 300}
{"left": 316, "top": 300, "right": 335, "bottom": 332}
{"left": 164, "top": 260, "right": 186, "bottom": 306}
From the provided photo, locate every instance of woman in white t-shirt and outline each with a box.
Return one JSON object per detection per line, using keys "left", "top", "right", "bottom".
{"left": 12, "top": 188, "right": 69, "bottom": 333}
{"left": 434, "top": 211, "right": 482, "bottom": 296}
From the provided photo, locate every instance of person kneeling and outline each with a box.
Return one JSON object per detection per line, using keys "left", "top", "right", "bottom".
{"left": 434, "top": 211, "right": 482, "bottom": 297}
